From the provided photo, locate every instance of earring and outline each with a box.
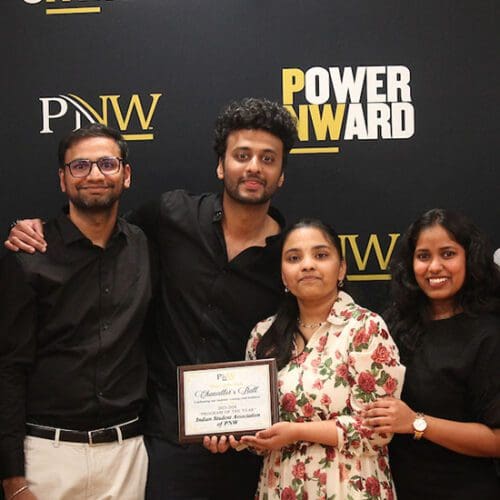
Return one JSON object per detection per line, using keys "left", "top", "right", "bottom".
{"left": 284, "top": 286, "right": 289, "bottom": 293}
{"left": 337, "top": 279, "right": 344, "bottom": 288}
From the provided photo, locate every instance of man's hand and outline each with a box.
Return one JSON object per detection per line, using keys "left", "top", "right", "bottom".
{"left": 2, "top": 476, "right": 38, "bottom": 500}
{"left": 4, "top": 219, "right": 46, "bottom": 253}
{"left": 203, "top": 434, "right": 242, "bottom": 453}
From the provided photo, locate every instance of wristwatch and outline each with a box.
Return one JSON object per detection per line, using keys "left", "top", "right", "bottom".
{"left": 413, "top": 412, "right": 427, "bottom": 440}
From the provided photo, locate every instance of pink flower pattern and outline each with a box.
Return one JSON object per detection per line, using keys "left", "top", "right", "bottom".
{"left": 246, "top": 292, "right": 405, "bottom": 499}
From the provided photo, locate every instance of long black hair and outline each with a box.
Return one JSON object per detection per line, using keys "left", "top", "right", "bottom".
{"left": 385, "top": 208, "right": 500, "bottom": 362}
{"left": 255, "top": 218, "right": 345, "bottom": 369}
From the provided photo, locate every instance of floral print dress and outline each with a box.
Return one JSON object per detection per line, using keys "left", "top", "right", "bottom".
{"left": 246, "top": 292, "right": 405, "bottom": 500}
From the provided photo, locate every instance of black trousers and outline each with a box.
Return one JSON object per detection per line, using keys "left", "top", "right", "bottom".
{"left": 144, "top": 435, "right": 262, "bottom": 500}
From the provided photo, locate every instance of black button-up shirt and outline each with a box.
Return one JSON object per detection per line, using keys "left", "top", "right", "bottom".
{"left": 128, "top": 190, "right": 285, "bottom": 440}
{"left": 0, "top": 215, "right": 151, "bottom": 479}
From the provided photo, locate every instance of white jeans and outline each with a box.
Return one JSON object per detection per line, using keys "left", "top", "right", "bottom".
{"left": 24, "top": 435, "right": 148, "bottom": 500}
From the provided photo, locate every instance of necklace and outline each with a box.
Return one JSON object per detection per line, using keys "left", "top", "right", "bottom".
{"left": 297, "top": 318, "right": 323, "bottom": 329}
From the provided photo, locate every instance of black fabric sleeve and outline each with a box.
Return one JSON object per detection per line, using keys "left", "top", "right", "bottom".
{"left": 0, "top": 254, "right": 37, "bottom": 479}
{"left": 467, "top": 317, "right": 500, "bottom": 428}
{"left": 124, "top": 199, "right": 161, "bottom": 245}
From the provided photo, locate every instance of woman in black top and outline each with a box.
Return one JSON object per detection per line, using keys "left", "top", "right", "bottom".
{"left": 362, "top": 208, "right": 500, "bottom": 499}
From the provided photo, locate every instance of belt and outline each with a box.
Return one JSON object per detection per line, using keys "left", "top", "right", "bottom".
{"left": 26, "top": 418, "right": 141, "bottom": 445}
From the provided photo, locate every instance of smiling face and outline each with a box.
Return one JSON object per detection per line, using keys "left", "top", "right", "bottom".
{"left": 281, "top": 226, "right": 346, "bottom": 305}
{"left": 59, "top": 136, "right": 131, "bottom": 213}
{"left": 216, "top": 129, "right": 284, "bottom": 205}
{"left": 413, "top": 224, "right": 467, "bottom": 319}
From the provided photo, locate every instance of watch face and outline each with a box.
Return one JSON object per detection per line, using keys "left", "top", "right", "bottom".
{"left": 414, "top": 418, "right": 427, "bottom": 432}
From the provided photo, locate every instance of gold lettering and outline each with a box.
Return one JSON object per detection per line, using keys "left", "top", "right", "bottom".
{"left": 284, "top": 105, "right": 309, "bottom": 141}
{"left": 67, "top": 94, "right": 106, "bottom": 124}
{"left": 282, "top": 68, "right": 304, "bottom": 105}
{"left": 340, "top": 234, "right": 400, "bottom": 271}
{"left": 67, "top": 93, "right": 162, "bottom": 131}
{"left": 285, "top": 104, "right": 345, "bottom": 142}
{"left": 309, "top": 104, "right": 345, "bottom": 141}
{"left": 103, "top": 93, "right": 162, "bottom": 131}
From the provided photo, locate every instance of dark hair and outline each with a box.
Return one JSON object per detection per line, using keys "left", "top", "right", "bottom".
{"left": 386, "top": 208, "right": 500, "bottom": 361}
{"left": 213, "top": 97, "right": 298, "bottom": 168}
{"left": 58, "top": 123, "right": 129, "bottom": 167}
{"left": 256, "top": 219, "right": 345, "bottom": 369}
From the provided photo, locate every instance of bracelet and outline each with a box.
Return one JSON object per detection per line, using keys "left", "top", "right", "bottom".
{"left": 7, "top": 485, "right": 29, "bottom": 500}
{"left": 9, "top": 220, "right": 20, "bottom": 229}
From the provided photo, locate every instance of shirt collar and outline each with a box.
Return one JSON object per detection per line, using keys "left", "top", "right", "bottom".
{"left": 212, "top": 194, "right": 224, "bottom": 222}
{"left": 212, "top": 193, "right": 286, "bottom": 231}
{"left": 57, "top": 210, "right": 128, "bottom": 247}
{"left": 326, "top": 291, "right": 358, "bottom": 326}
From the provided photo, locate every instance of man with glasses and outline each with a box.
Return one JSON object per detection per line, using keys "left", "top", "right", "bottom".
{"left": 0, "top": 124, "right": 151, "bottom": 499}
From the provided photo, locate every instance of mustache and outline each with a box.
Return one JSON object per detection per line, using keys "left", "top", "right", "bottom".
{"left": 239, "top": 174, "right": 265, "bottom": 184}
{"left": 77, "top": 182, "right": 114, "bottom": 190}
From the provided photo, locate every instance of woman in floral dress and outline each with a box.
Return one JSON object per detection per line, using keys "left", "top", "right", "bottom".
{"left": 238, "top": 219, "right": 405, "bottom": 500}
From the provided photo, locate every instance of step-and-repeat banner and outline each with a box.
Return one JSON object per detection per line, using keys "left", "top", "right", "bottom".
{"left": 1, "top": 0, "right": 498, "bottom": 310}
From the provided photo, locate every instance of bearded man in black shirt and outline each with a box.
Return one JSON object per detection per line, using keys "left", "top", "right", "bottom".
{"left": 5, "top": 98, "right": 298, "bottom": 499}
{"left": 0, "top": 124, "right": 151, "bottom": 500}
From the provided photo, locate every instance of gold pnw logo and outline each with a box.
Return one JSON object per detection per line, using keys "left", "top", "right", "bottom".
{"left": 40, "top": 93, "right": 163, "bottom": 141}
{"left": 339, "top": 233, "right": 400, "bottom": 281}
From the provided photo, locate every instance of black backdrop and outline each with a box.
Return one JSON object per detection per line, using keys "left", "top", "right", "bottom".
{"left": 2, "top": 0, "right": 499, "bottom": 311}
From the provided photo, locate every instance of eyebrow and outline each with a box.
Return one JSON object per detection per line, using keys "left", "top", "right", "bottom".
{"left": 415, "top": 245, "right": 457, "bottom": 251}
{"left": 233, "top": 146, "right": 277, "bottom": 154}
{"left": 284, "top": 244, "right": 331, "bottom": 254}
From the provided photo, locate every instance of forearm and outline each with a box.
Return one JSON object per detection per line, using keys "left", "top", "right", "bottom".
{"left": 422, "top": 417, "right": 499, "bottom": 457}
{"left": 2, "top": 476, "right": 28, "bottom": 497}
{"left": 292, "top": 420, "right": 339, "bottom": 447}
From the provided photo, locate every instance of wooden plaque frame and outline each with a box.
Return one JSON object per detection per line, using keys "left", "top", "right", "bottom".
{"left": 177, "top": 358, "right": 279, "bottom": 444}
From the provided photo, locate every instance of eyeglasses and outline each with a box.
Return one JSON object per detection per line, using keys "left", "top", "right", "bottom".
{"left": 64, "top": 157, "right": 123, "bottom": 178}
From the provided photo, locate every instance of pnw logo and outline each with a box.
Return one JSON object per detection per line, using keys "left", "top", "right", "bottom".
{"left": 340, "top": 233, "right": 400, "bottom": 281}
{"left": 40, "top": 93, "right": 163, "bottom": 141}
{"left": 24, "top": 0, "right": 112, "bottom": 16}
{"left": 282, "top": 65, "right": 415, "bottom": 154}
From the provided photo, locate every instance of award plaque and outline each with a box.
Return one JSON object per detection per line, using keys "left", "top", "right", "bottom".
{"left": 177, "top": 358, "right": 279, "bottom": 443}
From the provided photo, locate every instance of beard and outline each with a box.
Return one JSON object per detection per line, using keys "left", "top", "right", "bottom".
{"left": 68, "top": 181, "right": 124, "bottom": 212}
{"left": 223, "top": 175, "right": 279, "bottom": 206}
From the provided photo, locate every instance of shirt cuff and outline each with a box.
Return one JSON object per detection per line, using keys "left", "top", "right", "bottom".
{"left": 0, "top": 445, "right": 25, "bottom": 481}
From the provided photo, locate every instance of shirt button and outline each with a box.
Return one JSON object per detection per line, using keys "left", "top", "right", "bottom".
{"left": 98, "top": 391, "right": 104, "bottom": 397}
{"left": 104, "top": 287, "right": 110, "bottom": 294}
{"left": 102, "top": 323, "right": 109, "bottom": 331}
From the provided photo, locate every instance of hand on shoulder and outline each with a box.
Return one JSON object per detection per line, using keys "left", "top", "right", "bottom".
{"left": 5, "top": 219, "right": 46, "bottom": 253}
